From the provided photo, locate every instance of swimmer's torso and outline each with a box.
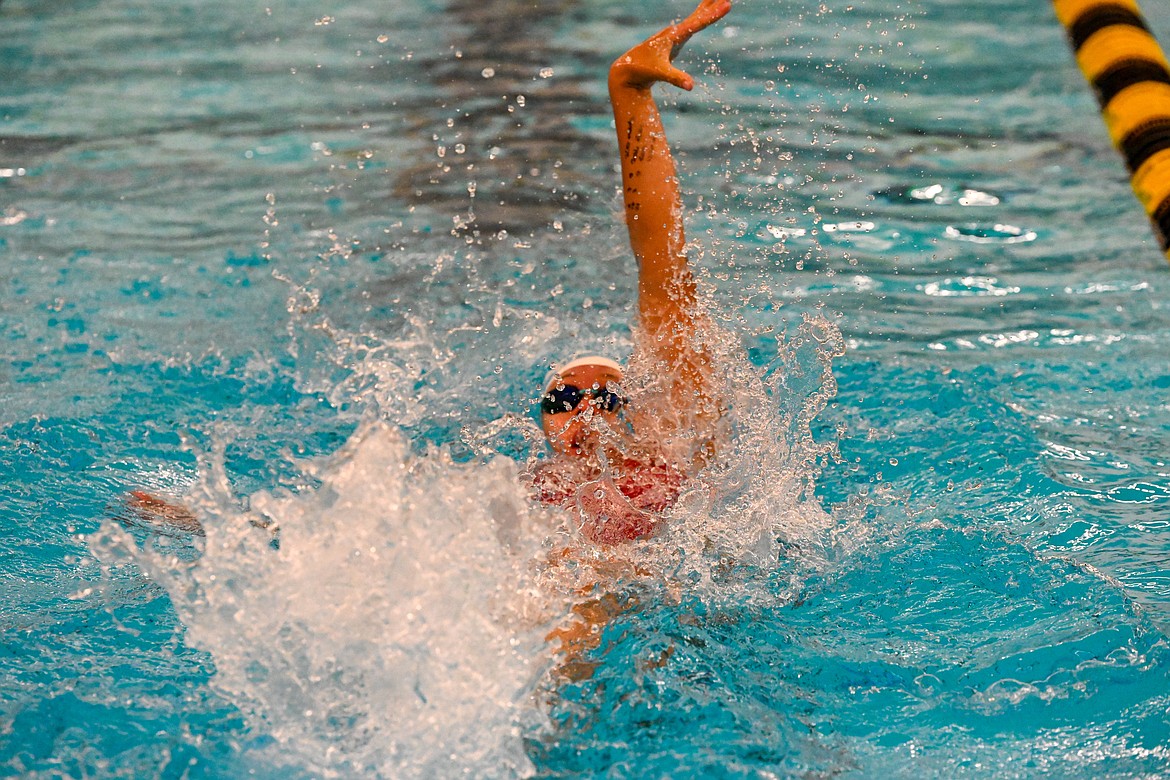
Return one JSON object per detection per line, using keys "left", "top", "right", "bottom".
{"left": 530, "top": 452, "right": 687, "bottom": 545}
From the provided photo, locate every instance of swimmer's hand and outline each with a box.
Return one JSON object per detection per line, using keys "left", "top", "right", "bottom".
{"left": 610, "top": 0, "right": 731, "bottom": 91}
{"left": 116, "top": 490, "right": 276, "bottom": 538}
{"left": 118, "top": 490, "right": 205, "bottom": 537}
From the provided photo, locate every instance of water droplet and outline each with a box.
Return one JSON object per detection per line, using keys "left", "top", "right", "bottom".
{"left": 958, "top": 189, "right": 1000, "bottom": 207}
{"left": 539, "top": 67, "right": 554, "bottom": 78}
{"left": 481, "top": 67, "right": 495, "bottom": 78}
{"left": 822, "top": 221, "right": 875, "bottom": 233}
{"left": 1, "top": 208, "right": 28, "bottom": 226}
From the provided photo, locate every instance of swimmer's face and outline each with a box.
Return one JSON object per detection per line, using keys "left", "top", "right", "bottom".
{"left": 539, "top": 363, "right": 626, "bottom": 456}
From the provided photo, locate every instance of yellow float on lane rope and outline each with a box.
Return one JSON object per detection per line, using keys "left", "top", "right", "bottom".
{"left": 1053, "top": 0, "right": 1170, "bottom": 258}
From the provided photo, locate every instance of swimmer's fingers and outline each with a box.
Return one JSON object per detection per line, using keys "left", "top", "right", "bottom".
{"left": 613, "top": 0, "right": 729, "bottom": 90}
{"left": 668, "top": 0, "right": 731, "bottom": 57}
{"left": 611, "top": 53, "right": 695, "bottom": 91}
{"left": 662, "top": 64, "right": 696, "bottom": 91}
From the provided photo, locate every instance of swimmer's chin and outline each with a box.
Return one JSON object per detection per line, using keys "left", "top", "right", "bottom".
{"left": 545, "top": 423, "right": 591, "bottom": 456}
{"left": 551, "top": 438, "right": 590, "bottom": 458}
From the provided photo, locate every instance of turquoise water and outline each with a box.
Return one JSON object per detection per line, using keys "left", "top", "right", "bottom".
{"left": 4, "top": 0, "right": 1170, "bottom": 776}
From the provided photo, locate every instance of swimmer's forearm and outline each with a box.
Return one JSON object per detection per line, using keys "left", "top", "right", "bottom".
{"left": 608, "top": 80, "right": 695, "bottom": 318}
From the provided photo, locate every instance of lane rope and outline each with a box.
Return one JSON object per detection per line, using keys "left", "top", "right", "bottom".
{"left": 1053, "top": 0, "right": 1170, "bottom": 257}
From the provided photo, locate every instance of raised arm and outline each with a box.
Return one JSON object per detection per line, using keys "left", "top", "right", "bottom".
{"left": 608, "top": 0, "right": 730, "bottom": 382}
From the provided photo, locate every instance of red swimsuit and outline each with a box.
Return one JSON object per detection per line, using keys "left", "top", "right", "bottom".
{"left": 531, "top": 454, "right": 687, "bottom": 545}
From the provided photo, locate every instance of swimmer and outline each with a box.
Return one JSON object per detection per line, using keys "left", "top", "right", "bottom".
{"left": 124, "top": 0, "right": 732, "bottom": 549}
{"left": 535, "top": 0, "right": 732, "bottom": 679}
{"left": 530, "top": 0, "right": 731, "bottom": 546}
{"left": 118, "top": 0, "right": 733, "bottom": 687}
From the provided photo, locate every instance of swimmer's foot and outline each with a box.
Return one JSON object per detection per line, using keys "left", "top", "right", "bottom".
{"left": 611, "top": 0, "right": 731, "bottom": 91}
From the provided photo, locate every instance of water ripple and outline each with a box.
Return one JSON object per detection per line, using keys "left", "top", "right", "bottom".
{"left": 874, "top": 182, "right": 1003, "bottom": 206}
{"left": 944, "top": 223, "right": 1038, "bottom": 244}
{"left": 920, "top": 276, "right": 1021, "bottom": 297}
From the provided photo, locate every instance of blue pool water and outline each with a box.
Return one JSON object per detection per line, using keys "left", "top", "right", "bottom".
{"left": 4, "top": 0, "right": 1170, "bottom": 776}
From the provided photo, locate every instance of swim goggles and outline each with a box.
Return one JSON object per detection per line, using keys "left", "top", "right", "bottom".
{"left": 540, "top": 383, "right": 627, "bottom": 415}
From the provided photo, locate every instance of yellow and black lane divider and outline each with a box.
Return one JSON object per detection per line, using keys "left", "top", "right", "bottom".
{"left": 1053, "top": 0, "right": 1170, "bottom": 258}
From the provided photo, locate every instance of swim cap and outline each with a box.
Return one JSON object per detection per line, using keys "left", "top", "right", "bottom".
{"left": 543, "top": 355, "right": 623, "bottom": 391}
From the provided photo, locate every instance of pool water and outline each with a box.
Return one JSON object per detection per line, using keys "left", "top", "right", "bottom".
{"left": 4, "top": 0, "right": 1170, "bottom": 776}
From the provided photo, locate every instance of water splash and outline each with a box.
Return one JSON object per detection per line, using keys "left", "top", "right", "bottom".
{"left": 89, "top": 270, "right": 852, "bottom": 776}
{"left": 92, "top": 420, "right": 559, "bottom": 778}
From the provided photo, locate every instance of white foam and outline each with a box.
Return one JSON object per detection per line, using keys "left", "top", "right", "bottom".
{"left": 91, "top": 302, "right": 853, "bottom": 776}
{"left": 94, "top": 420, "right": 559, "bottom": 778}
